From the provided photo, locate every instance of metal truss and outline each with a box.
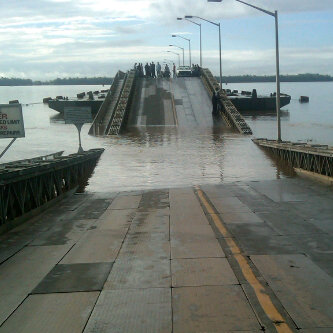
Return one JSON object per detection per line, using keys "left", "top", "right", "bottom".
{"left": 108, "top": 70, "right": 136, "bottom": 135}
{"left": 200, "top": 68, "right": 252, "bottom": 135}
{"left": 89, "top": 71, "right": 126, "bottom": 136}
{"left": 253, "top": 139, "right": 333, "bottom": 177}
{"left": 0, "top": 149, "right": 104, "bottom": 231}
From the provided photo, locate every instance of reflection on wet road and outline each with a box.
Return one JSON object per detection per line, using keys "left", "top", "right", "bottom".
{"left": 87, "top": 127, "right": 294, "bottom": 193}
{"left": 86, "top": 77, "right": 296, "bottom": 192}
{"left": 87, "top": 77, "right": 294, "bottom": 192}
{"left": 0, "top": 80, "right": 296, "bottom": 193}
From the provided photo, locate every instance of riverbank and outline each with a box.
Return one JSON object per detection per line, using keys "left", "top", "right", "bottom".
{"left": 1, "top": 73, "right": 332, "bottom": 86}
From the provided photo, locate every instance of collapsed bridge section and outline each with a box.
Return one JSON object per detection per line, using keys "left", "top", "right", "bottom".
{"left": 89, "top": 67, "right": 252, "bottom": 135}
{"left": 200, "top": 68, "right": 252, "bottom": 135}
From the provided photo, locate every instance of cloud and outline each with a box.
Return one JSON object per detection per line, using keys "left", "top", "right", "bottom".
{"left": 0, "top": 0, "right": 332, "bottom": 79}
{"left": 202, "top": 46, "right": 333, "bottom": 75}
{"left": 149, "top": 0, "right": 333, "bottom": 23}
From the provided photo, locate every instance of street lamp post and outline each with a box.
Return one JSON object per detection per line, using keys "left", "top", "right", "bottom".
{"left": 185, "top": 16, "right": 222, "bottom": 90}
{"left": 172, "top": 34, "right": 192, "bottom": 67}
{"left": 208, "top": 0, "right": 282, "bottom": 141}
{"left": 169, "top": 44, "right": 185, "bottom": 66}
{"left": 166, "top": 51, "right": 180, "bottom": 67}
{"left": 177, "top": 17, "right": 202, "bottom": 67}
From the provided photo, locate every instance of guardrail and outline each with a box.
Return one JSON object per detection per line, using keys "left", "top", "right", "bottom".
{"left": 253, "top": 138, "right": 333, "bottom": 178}
{"left": 0, "top": 149, "right": 104, "bottom": 233}
{"left": 0, "top": 151, "right": 64, "bottom": 167}
{"left": 107, "top": 69, "right": 136, "bottom": 135}
{"left": 89, "top": 71, "right": 126, "bottom": 135}
{"left": 200, "top": 68, "right": 252, "bottom": 135}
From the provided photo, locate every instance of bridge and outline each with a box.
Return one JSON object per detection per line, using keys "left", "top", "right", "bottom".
{"left": 89, "top": 67, "right": 252, "bottom": 136}
{"left": 0, "top": 69, "right": 332, "bottom": 332}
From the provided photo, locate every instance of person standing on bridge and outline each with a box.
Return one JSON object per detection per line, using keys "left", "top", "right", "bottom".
{"left": 164, "top": 64, "right": 170, "bottom": 78}
{"left": 173, "top": 63, "right": 177, "bottom": 78}
{"left": 212, "top": 90, "right": 219, "bottom": 116}
{"left": 156, "top": 62, "right": 161, "bottom": 78}
{"left": 151, "top": 62, "right": 156, "bottom": 78}
{"left": 139, "top": 63, "right": 144, "bottom": 77}
{"left": 145, "top": 63, "right": 150, "bottom": 78}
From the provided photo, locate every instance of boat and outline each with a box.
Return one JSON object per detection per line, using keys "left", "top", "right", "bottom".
{"left": 48, "top": 99, "right": 103, "bottom": 114}
{"left": 225, "top": 89, "right": 291, "bottom": 112}
{"left": 47, "top": 90, "right": 105, "bottom": 114}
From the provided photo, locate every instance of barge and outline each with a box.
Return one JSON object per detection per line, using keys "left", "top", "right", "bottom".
{"left": 47, "top": 90, "right": 107, "bottom": 114}
{"left": 226, "top": 89, "right": 291, "bottom": 112}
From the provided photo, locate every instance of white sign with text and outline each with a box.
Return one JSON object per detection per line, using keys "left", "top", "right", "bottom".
{"left": 0, "top": 104, "right": 25, "bottom": 139}
{"left": 64, "top": 107, "right": 92, "bottom": 125}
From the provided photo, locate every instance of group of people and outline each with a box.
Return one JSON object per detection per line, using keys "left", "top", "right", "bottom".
{"left": 134, "top": 62, "right": 177, "bottom": 78}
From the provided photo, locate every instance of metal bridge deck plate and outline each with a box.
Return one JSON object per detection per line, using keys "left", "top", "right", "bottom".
{"left": 32, "top": 262, "right": 113, "bottom": 293}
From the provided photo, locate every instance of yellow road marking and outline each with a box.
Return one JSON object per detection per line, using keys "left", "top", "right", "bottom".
{"left": 196, "top": 188, "right": 294, "bottom": 333}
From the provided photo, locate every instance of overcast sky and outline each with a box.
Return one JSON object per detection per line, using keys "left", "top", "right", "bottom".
{"left": 1, "top": 0, "right": 332, "bottom": 79}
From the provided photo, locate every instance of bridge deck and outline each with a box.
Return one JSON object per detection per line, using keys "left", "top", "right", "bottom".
{"left": 0, "top": 178, "right": 332, "bottom": 332}
{"left": 127, "top": 77, "right": 228, "bottom": 131}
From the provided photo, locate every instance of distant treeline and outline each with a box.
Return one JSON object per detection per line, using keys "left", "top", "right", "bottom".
{"left": 0, "top": 77, "right": 113, "bottom": 86}
{"left": 220, "top": 73, "right": 333, "bottom": 83}
{"left": 0, "top": 73, "right": 332, "bottom": 86}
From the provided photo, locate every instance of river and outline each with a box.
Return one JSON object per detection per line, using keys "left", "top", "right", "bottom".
{"left": 0, "top": 81, "right": 332, "bottom": 192}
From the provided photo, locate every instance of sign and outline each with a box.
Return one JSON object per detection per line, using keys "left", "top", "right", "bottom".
{"left": 64, "top": 107, "right": 92, "bottom": 125}
{"left": 0, "top": 104, "right": 25, "bottom": 139}
{"left": 64, "top": 107, "right": 92, "bottom": 153}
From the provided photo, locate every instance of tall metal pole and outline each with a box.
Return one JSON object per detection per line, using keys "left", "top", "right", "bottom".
{"left": 218, "top": 23, "right": 222, "bottom": 90}
{"left": 208, "top": 0, "right": 282, "bottom": 141}
{"left": 172, "top": 35, "right": 191, "bottom": 66}
{"left": 199, "top": 24, "right": 202, "bottom": 66}
{"left": 178, "top": 18, "right": 202, "bottom": 66}
{"left": 171, "top": 45, "right": 185, "bottom": 65}
{"left": 166, "top": 51, "right": 180, "bottom": 67}
{"left": 189, "top": 39, "right": 192, "bottom": 67}
{"left": 184, "top": 16, "right": 222, "bottom": 88}
{"left": 275, "top": 10, "right": 281, "bottom": 142}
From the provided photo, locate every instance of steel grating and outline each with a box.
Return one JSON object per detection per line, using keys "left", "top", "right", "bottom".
{"left": 89, "top": 70, "right": 126, "bottom": 136}
{"left": 107, "top": 70, "right": 136, "bottom": 135}
{"left": 0, "top": 149, "right": 104, "bottom": 231}
{"left": 200, "top": 68, "right": 252, "bottom": 135}
{"left": 253, "top": 138, "right": 333, "bottom": 177}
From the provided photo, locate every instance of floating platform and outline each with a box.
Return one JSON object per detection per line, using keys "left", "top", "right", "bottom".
{"left": 228, "top": 94, "right": 291, "bottom": 112}
{"left": 253, "top": 138, "right": 333, "bottom": 178}
{"left": 0, "top": 149, "right": 104, "bottom": 233}
{"left": 48, "top": 99, "right": 103, "bottom": 114}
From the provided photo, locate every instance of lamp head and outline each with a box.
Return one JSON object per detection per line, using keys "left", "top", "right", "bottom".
{"left": 185, "top": 15, "right": 193, "bottom": 18}
{"left": 177, "top": 17, "right": 182, "bottom": 20}
{"left": 172, "top": 34, "right": 176, "bottom": 37}
{"left": 207, "top": 0, "right": 222, "bottom": 2}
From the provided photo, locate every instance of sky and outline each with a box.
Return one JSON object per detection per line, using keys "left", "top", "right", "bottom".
{"left": 0, "top": 0, "right": 333, "bottom": 79}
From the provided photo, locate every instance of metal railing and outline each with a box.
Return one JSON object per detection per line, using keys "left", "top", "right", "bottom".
{"left": 200, "top": 68, "right": 252, "bottom": 135}
{"left": 89, "top": 71, "right": 126, "bottom": 135}
{"left": 107, "top": 69, "right": 136, "bottom": 135}
{"left": 253, "top": 138, "right": 333, "bottom": 177}
{"left": 0, "top": 149, "right": 104, "bottom": 233}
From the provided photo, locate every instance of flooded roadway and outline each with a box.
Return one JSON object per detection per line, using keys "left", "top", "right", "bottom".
{"left": 0, "top": 77, "right": 332, "bottom": 332}
{"left": 88, "top": 77, "right": 293, "bottom": 193}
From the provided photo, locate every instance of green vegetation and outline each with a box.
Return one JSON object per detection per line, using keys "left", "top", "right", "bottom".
{"left": 0, "top": 77, "right": 113, "bottom": 86}
{"left": 220, "top": 73, "right": 333, "bottom": 83}
{"left": 0, "top": 73, "right": 332, "bottom": 86}
{"left": 0, "top": 78, "right": 33, "bottom": 86}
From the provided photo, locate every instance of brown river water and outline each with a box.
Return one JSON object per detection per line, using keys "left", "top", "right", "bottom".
{"left": 0, "top": 82, "right": 332, "bottom": 192}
